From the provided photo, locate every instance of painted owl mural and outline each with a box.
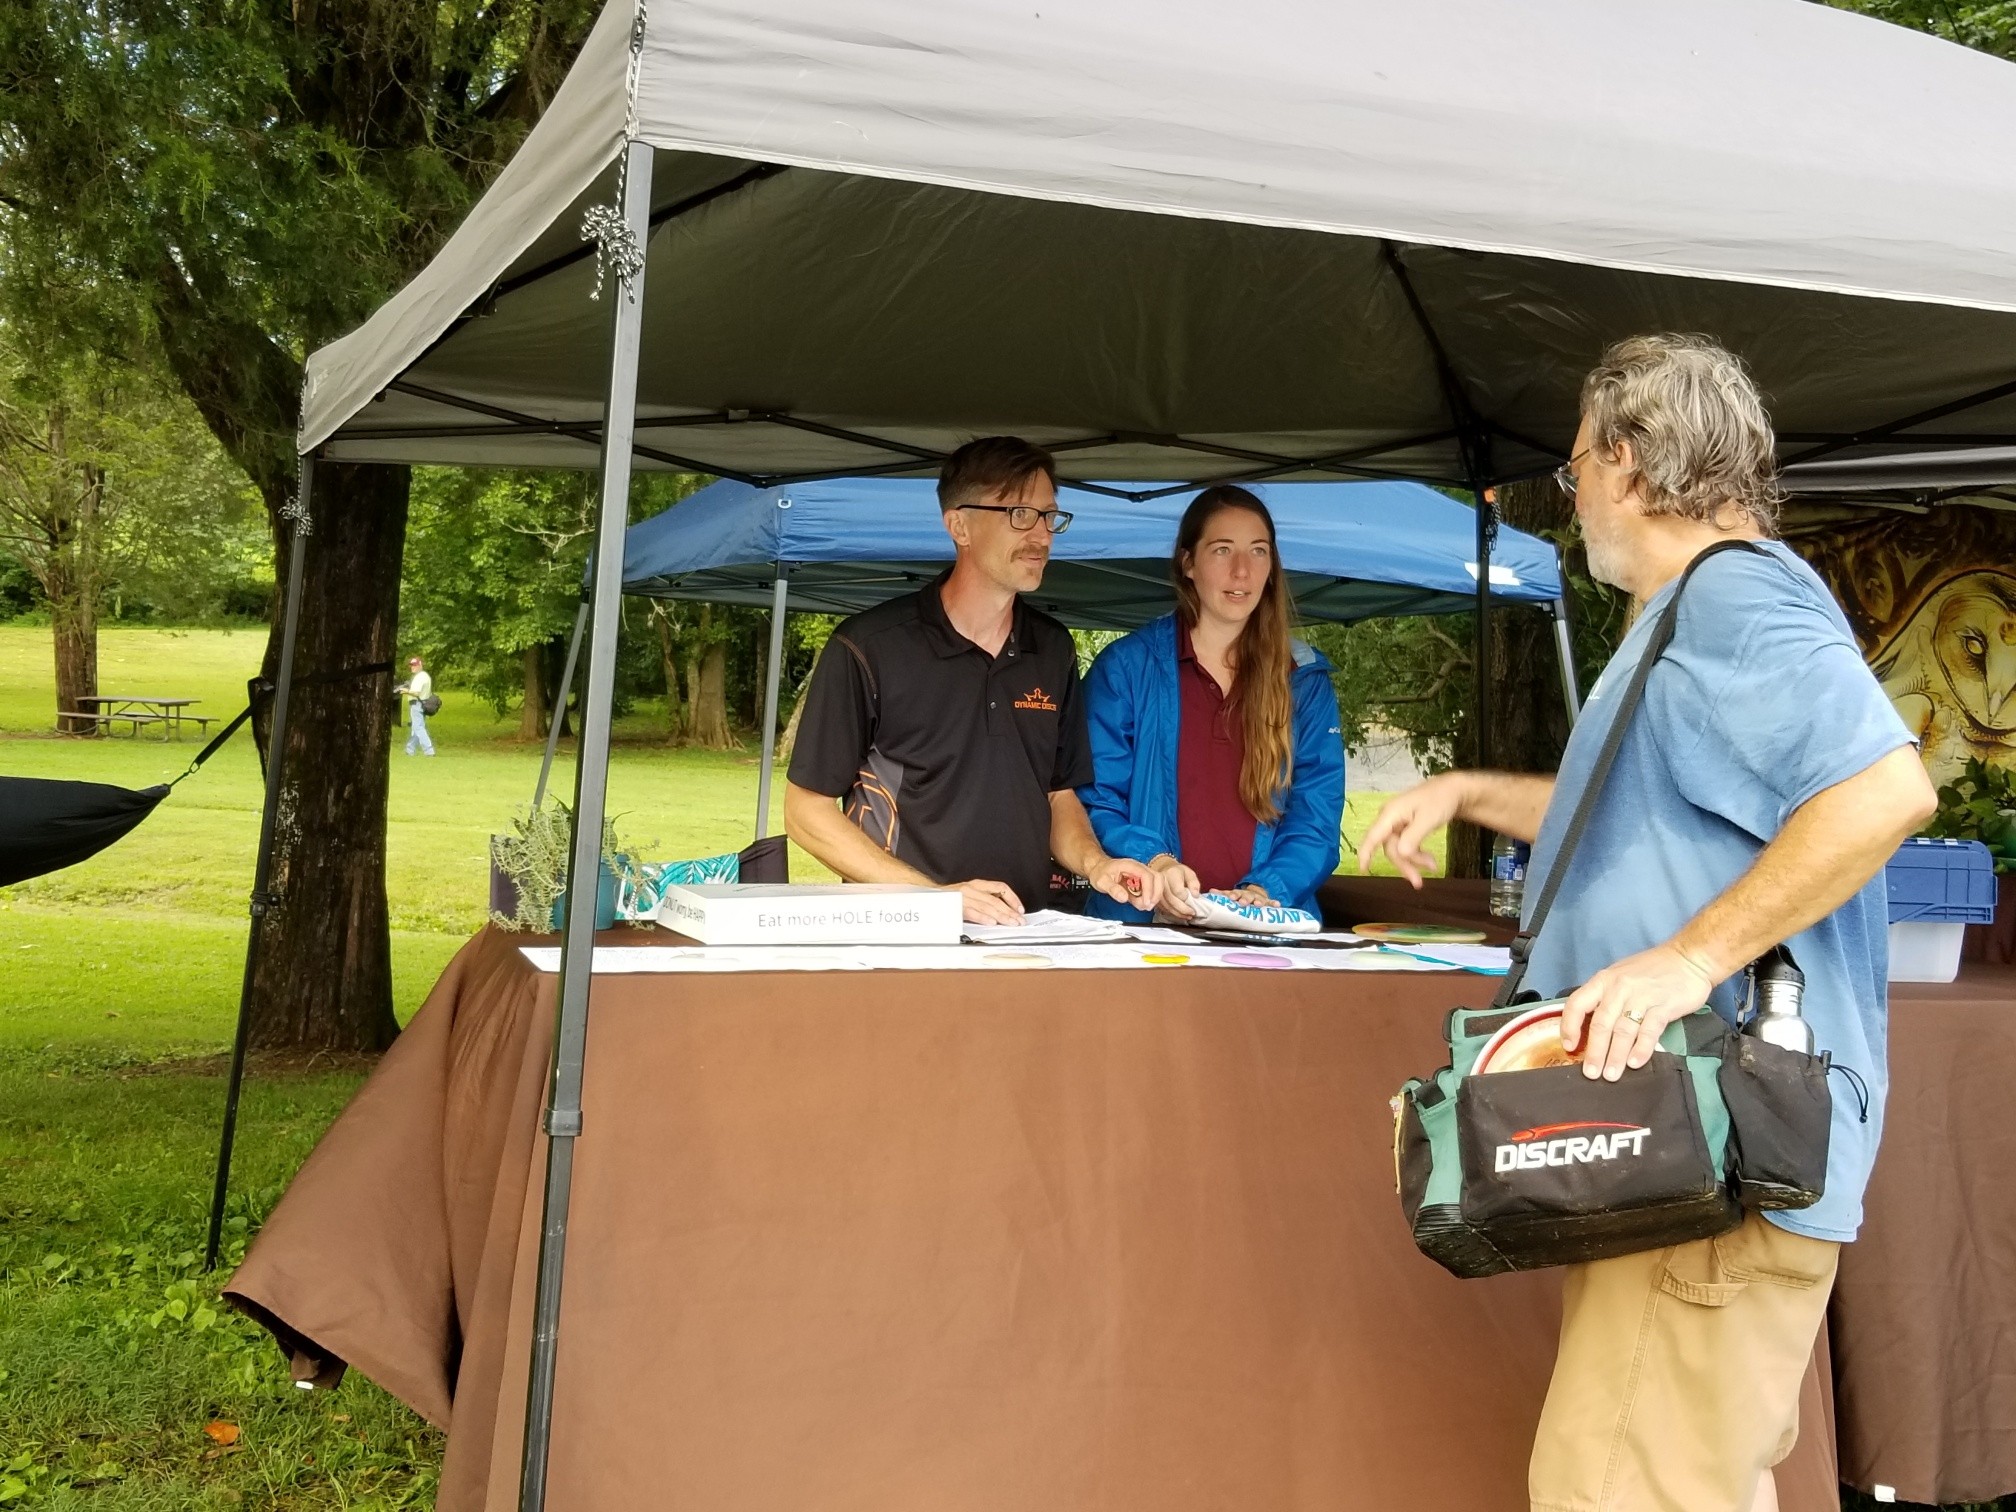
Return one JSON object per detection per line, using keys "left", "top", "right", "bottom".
{"left": 1791, "top": 504, "right": 2016, "bottom": 786}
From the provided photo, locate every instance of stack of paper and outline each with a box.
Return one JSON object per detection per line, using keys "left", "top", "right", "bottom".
{"left": 963, "top": 909, "right": 1126, "bottom": 945}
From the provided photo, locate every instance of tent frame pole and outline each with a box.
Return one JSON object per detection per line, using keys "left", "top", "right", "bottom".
{"left": 1550, "top": 603, "right": 1581, "bottom": 727}
{"left": 205, "top": 452, "right": 314, "bottom": 1272}
{"left": 754, "top": 570, "right": 789, "bottom": 839}
{"left": 1471, "top": 482, "right": 1494, "bottom": 771}
{"left": 518, "top": 138, "right": 655, "bottom": 1512}
{"left": 534, "top": 598, "right": 590, "bottom": 810}
{"left": 1550, "top": 549, "right": 1581, "bottom": 728}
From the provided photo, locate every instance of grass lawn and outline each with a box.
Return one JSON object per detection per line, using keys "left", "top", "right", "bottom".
{"left": 0, "top": 621, "right": 1452, "bottom": 1510}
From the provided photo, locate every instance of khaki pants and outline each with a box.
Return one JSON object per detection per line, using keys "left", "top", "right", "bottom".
{"left": 1530, "top": 1213, "right": 1838, "bottom": 1512}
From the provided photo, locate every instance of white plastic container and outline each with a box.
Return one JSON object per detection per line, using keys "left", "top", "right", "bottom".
{"left": 1887, "top": 920, "right": 1966, "bottom": 984}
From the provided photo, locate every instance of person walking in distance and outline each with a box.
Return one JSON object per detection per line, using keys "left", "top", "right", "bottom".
{"left": 396, "top": 655, "right": 436, "bottom": 757}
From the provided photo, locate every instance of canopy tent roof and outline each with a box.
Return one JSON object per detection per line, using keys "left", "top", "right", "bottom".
{"left": 621, "top": 477, "right": 1562, "bottom": 629}
{"left": 1781, "top": 446, "right": 2016, "bottom": 512}
{"left": 301, "top": 0, "right": 2016, "bottom": 491}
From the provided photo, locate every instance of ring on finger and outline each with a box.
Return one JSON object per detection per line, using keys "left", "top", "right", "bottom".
{"left": 1623, "top": 1007, "right": 1646, "bottom": 1024}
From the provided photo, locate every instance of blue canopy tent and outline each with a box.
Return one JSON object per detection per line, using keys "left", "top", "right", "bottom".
{"left": 536, "top": 477, "right": 1577, "bottom": 835}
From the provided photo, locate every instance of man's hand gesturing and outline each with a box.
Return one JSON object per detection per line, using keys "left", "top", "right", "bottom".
{"left": 1356, "top": 773, "right": 1468, "bottom": 888}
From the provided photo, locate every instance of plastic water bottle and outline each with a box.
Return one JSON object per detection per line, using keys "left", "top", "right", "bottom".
{"left": 1745, "top": 949, "right": 1813, "bottom": 1055}
{"left": 1488, "top": 836, "right": 1528, "bottom": 918}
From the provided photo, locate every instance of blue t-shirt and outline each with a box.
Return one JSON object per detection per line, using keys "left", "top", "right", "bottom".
{"left": 1522, "top": 541, "right": 1913, "bottom": 1242}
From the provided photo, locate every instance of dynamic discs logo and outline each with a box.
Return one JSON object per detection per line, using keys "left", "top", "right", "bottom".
{"left": 1494, "top": 1120, "right": 1649, "bottom": 1173}
{"left": 1013, "top": 686, "right": 1059, "bottom": 712}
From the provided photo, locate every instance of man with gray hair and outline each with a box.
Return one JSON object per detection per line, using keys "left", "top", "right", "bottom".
{"left": 1360, "top": 334, "right": 1936, "bottom": 1511}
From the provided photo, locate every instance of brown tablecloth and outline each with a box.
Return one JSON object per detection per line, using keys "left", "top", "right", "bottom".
{"left": 1830, "top": 963, "right": 2016, "bottom": 1505}
{"left": 229, "top": 910, "right": 1840, "bottom": 1512}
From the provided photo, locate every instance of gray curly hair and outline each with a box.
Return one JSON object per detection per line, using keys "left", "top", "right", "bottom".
{"left": 1580, "top": 334, "right": 1782, "bottom": 533}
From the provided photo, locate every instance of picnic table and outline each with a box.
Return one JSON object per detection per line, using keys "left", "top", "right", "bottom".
{"left": 62, "top": 696, "right": 212, "bottom": 740}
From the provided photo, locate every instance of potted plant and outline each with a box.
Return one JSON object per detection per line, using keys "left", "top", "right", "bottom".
{"left": 489, "top": 802, "right": 633, "bottom": 933}
{"left": 1924, "top": 758, "right": 2016, "bottom": 875}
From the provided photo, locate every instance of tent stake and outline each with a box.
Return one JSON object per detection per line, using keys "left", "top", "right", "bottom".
{"left": 518, "top": 137, "right": 655, "bottom": 1512}
{"left": 754, "top": 571, "right": 789, "bottom": 838}
{"left": 205, "top": 453, "right": 313, "bottom": 1272}
{"left": 533, "top": 599, "right": 589, "bottom": 810}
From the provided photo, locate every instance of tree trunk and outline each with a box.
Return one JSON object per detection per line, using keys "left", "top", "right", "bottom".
{"left": 35, "top": 418, "right": 102, "bottom": 736}
{"left": 46, "top": 461, "right": 101, "bottom": 736}
{"left": 1486, "top": 479, "right": 1575, "bottom": 776}
{"left": 691, "top": 639, "right": 733, "bottom": 749}
{"left": 1448, "top": 480, "right": 1576, "bottom": 879}
{"left": 245, "top": 460, "right": 406, "bottom": 1053}
{"left": 774, "top": 665, "right": 815, "bottom": 767}
{"left": 518, "top": 644, "right": 546, "bottom": 741}
{"left": 540, "top": 636, "right": 573, "bottom": 739}
{"left": 51, "top": 594, "right": 99, "bottom": 735}
{"left": 654, "top": 605, "right": 685, "bottom": 743}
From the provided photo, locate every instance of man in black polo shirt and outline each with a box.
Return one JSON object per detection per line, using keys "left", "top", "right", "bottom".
{"left": 784, "top": 437, "right": 1162, "bottom": 924}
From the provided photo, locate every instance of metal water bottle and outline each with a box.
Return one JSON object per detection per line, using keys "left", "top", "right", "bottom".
{"left": 1745, "top": 947, "right": 1812, "bottom": 1055}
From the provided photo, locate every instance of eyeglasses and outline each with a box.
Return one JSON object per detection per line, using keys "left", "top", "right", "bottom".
{"left": 1553, "top": 448, "right": 1590, "bottom": 499}
{"left": 957, "top": 504, "right": 1074, "bottom": 534}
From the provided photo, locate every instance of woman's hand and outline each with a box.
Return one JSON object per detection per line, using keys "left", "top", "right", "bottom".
{"left": 1149, "top": 854, "right": 1203, "bottom": 919}
{"left": 1222, "top": 883, "right": 1276, "bottom": 908}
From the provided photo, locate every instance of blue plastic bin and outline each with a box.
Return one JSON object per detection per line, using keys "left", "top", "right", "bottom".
{"left": 1885, "top": 838, "right": 1997, "bottom": 982}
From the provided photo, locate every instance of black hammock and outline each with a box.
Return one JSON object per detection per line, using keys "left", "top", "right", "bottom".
{"left": 0, "top": 663, "right": 389, "bottom": 890}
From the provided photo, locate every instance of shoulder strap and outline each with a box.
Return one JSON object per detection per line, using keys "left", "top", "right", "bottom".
{"left": 1492, "top": 539, "right": 1767, "bottom": 1007}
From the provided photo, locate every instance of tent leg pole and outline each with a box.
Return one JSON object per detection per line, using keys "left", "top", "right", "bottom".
{"left": 754, "top": 572, "right": 788, "bottom": 839}
{"left": 534, "top": 600, "right": 589, "bottom": 810}
{"left": 205, "top": 452, "right": 313, "bottom": 1272}
{"left": 1471, "top": 482, "right": 1495, "bottom": 873}
{"left": 1551, "top": 592, "right": 1581, "bottom": 729}
{"left": 519, "top": 138, "right": 654, "bottom": 1512}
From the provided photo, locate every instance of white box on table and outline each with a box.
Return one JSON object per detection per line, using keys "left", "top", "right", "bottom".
{"left": 655, "top": 882, "right": 961, "bottom": 945}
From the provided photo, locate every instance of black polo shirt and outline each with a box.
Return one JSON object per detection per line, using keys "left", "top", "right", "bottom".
{"left": 788, "top": 573, "right": 1092, "bottom": 907}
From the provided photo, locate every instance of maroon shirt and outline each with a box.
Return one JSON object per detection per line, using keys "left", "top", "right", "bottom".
{"left": 1176, "top": 622, "right": 1258, "bottom": 892}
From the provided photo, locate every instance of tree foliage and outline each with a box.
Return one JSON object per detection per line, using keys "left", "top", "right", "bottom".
{"left": 0, "top": 0, "right": 600, "bottom": 1049}
{"left": 400, "top": 467, "right": 821, "bottom": 748}
{"left": 1830, "top": 0, "right": 2016, "bottom": 58}
{"left": 0, "top": 338, "right": 267, "bottom": 610}
{"left": 0, "top": 0, "right": 599, "bottom": 500}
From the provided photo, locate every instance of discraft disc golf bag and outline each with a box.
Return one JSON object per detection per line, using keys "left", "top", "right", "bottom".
{"left": 1394, "top": 542, "right": 1835, "bottom": 1279}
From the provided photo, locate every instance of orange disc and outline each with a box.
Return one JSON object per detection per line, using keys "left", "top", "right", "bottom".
{"left": 1472, "top": 1004, "right": 1581, "bottom": 1075}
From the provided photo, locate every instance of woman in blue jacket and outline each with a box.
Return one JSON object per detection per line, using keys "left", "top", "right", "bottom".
{"left": 1079, "top": 484, "right": 1345, "bottom": 922}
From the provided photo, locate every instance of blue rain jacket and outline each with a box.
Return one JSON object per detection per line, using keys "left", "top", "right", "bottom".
{"left": 1078, "top": 615, "right": 1346, "bottom": 920}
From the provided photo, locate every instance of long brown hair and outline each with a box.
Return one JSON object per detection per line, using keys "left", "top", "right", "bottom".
{"left": 1173, "top": 485, "right": 1296, "bottom": 824}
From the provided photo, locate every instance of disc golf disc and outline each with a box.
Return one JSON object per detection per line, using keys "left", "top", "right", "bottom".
{"left": 1354, "top": 922, "right": 1489, "bottom": 945}
{"left": 1471, "top": 1003, "right": 1581, "bottom": 1075}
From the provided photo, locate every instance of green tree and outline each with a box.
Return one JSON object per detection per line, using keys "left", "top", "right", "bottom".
{"left": 1831, "top": 1, "right": 2016, "bottom": 57}
{"left": 402, "top": 469, "right": 726, "bottom": 742}
{"left": 0, "top": 329, "right": 262, "bottom": 726}
{"left": 0, "top": 0, "right": 597, "bottom": 1048}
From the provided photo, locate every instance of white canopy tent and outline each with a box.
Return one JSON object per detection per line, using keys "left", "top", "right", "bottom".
{"left": 215, "top": 4, "right": 2016, "bottom": 1506}
{"left": 300, "top": 0, "right": 2016, "bottom": 487}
